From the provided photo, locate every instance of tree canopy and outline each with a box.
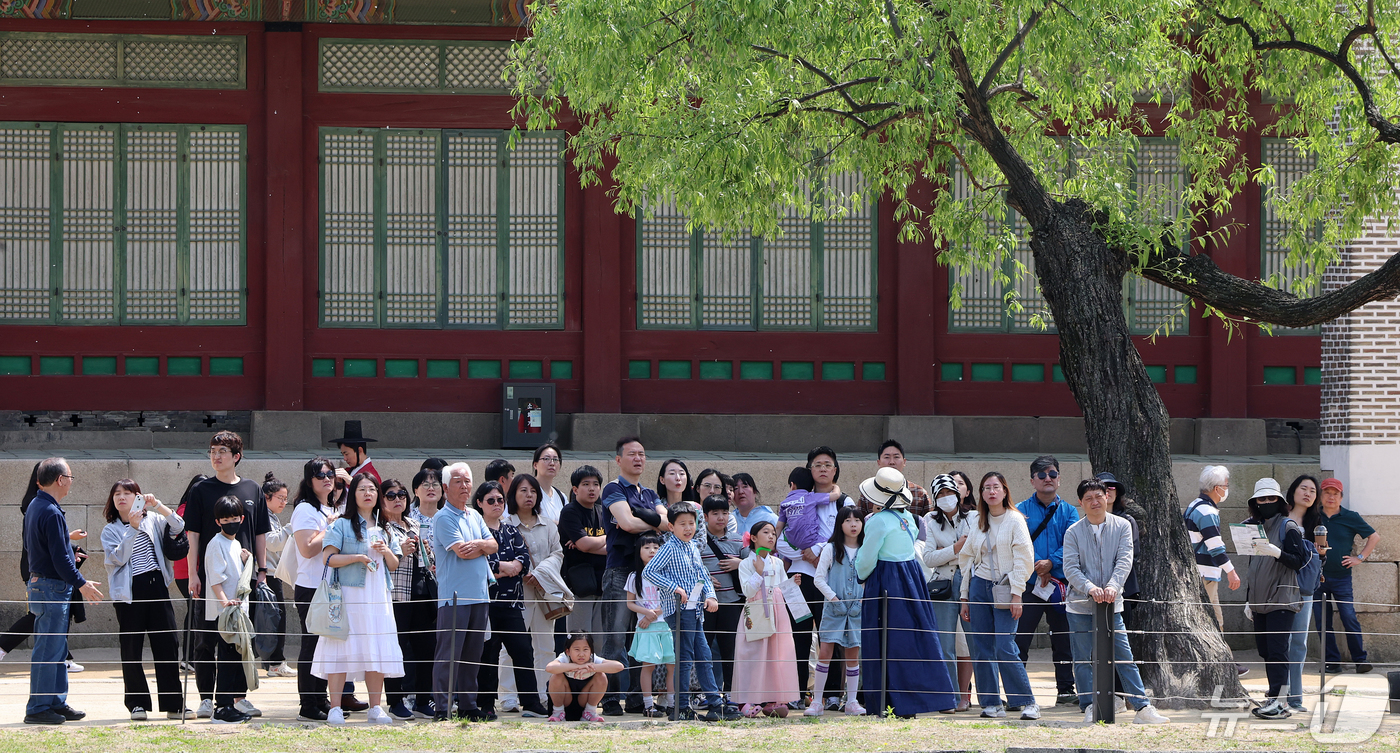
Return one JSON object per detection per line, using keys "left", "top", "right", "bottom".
{"left": 511, "top": 0, "right": 1400, "bottom": 325}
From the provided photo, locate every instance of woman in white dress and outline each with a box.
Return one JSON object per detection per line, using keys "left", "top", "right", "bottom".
{"left": 313, "top": 472, "right": 405, "bottom": 724}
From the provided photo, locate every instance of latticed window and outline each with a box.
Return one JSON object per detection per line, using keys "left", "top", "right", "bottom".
{"left": 1260, "top": 138, "right": 1320, "bottom": 335}
{"left": 948, "top": 138, "right": 1188, "bottom": 335}
{"left": 635, "top": 173, "right": 876, "bottom": 331}
{"left": 319, "top": 128, "right": 564, "bottom": 329}
{"left": 0, "top": 122, "right": 246, "bottom": 325}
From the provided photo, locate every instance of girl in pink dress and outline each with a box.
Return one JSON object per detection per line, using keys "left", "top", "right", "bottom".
{"left": 731, "top": 521, "right": 800, "bottom": 717}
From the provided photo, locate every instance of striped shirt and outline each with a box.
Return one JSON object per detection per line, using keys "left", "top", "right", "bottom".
{"left": 128, "top": 530, "right": 160, "bottom": 577}
{"left": 1184, "top": 496, "right": 1235, "bottom": 581}
{"left": 641, "top": 534, "right": 715, "bottom": 617}
{"left": 384, "top": 518, "right": 418, "bottom": 602}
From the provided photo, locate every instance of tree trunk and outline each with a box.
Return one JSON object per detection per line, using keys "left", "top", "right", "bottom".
{"left": 1026, "top": 198, "right": 1246, "bottom": 709}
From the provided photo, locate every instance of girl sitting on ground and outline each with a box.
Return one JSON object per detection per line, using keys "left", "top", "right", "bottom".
{"left": 545, "top": 634, "right": 623, "bottom": 722}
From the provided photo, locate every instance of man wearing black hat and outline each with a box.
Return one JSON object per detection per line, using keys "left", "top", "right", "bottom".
{"left": 332, "top": 420, "right": 380, "bottom": 485}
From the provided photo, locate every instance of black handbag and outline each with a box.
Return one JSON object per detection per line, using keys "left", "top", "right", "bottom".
{"left": 161, "top": 524, "right": 189, "bottom": 562}
{"left": 928, "top": 578, "right": 954, "bottom": 601}
{"left": 410, "top": 552, "right": 437, "bottom": 602}
{"left": 564, "top": 564, "right": 600, "bottom": 598}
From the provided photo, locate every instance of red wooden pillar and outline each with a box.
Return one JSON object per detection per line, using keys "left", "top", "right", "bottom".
{"left": 1205, "top": 153, "right": 1257, "bottom": 418}
{"left": 895, "top": 177, "right": 938, "bottom": 414}
{"left": 581, "top": 180, "right": 623, "bottom": 412}
{"left": 263, "top": 27, "right": 305, "bottom": 410}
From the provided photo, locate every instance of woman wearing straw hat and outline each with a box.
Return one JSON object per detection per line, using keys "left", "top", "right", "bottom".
{"left": 854, "top": 467, "right": 958, "bottom": 717}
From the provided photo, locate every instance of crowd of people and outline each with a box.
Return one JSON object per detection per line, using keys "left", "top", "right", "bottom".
{"left": 7, "top": 427, "right": 1383, "bottom": 726}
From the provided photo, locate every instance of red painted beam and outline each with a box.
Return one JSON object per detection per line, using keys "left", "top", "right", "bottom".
{"left": 263, "top": 28, "right": 306, "bottom": 410}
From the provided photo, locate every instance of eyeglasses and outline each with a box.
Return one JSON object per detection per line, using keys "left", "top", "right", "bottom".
{"left": 418, "top": 481, "right": 442, "bottom": 490}
{"left": 61, "top": 474, "right": 74, "bottom": 481}
{"left": 811, "top": 462, "right": 836, "bottom": 470}
{"left": 537, "top": 456, "right": 560, "bottom": 465}
{"left": 208, "top": 448, "right": 233, "bottom": 458}
{"left": 312, "top": 471, "right": 336, "bottom": 480}
{"left": 698, "top": 482, "right": 724, "bottom": 492}
{"left": 1033, "top": 470, "right": 1060, "bottom": 480}
{"left": 384, "top": 491, "right": 409, "bottom": 501}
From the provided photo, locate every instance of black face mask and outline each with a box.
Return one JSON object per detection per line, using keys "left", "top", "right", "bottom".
{"left": 1255, "top": 503, "right": 1281, "bottom": 520}
{"left": 219, "top": 521, "right": 241, "bottom": 536}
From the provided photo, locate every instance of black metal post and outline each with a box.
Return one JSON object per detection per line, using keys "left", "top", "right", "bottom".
{"left": 448, "top": 592, "right": 459, "bottom": 718}
{"left": 879, "top": 589, "right": 889, "bottom": 718}
{"left": 1092, "top": 600, "right": 1115, "bottom": 723}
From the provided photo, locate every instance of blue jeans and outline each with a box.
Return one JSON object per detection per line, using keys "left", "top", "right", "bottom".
{"left": 27, "top": 577, "right": 72, "bottom": 716}
{"left": 966, "top": 576, "right": 1034, "bottom": 708}
{"left": 1315, "top": 575, "right": 1367, "bottom": 663}
{"left": 599, "top": 567, "right": 635, "bottom": 704}
{"left": 664, "top": 609, "right": 720, "bottom": 710}
{"left": 1287, "top": 595, "right": 1313, "bottom": 707}
{"left": 1065, "top": 611, "right": 1148, "bottom": 711}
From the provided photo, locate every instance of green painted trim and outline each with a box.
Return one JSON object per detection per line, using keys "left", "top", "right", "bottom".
{"left": 509, "top": 360, "right": 543, "bottom": 379}
{"left": 167, "top": 356, "right": 201, "bottom": 376}
{"left": 468, "top": 359, "right": 502, "bottom": 379}
{"left": 658, "top": 360, "right": 691, "bottom": 379}
{"left": 821, "top": 362, "right": 854, "bottom": 381}
{"left": 311, "top": 358, "right": 336, "bottom": 378}
{"left": 549, "top": 360, "right": 573, "bottom": 379}
{"left": 861, "top": 362, "right": 885, "bottom": 381}
{"left": 317, "top": 39, "right": 513, "bottom": 95}
{"left": 1011, "top": 363, "right": 1044, "bottom": 382}
{"left": 125, "top": 356, "right": 159, "bottom": 376}
{"left": 343, "top": 358, "right": 377, "bottom": 378}
{"left": 970, "top": 363, "right": 1004, "bottom": 382}
{"left": 82, "top": 356, "right": 117, "bottom": 375}
{"left": 739, "top": 361, "right": 773, "bottom": 380}
{"left": 427, "top": 359, "right": 460, "bottom": 378}
{"left": 627, "top": 360, "right": 651, "bottom": 379}
{"left": 1262, "top": 366, "right": 1297, "bottom": 385}
{"left": 780, "top": 361, "right": 814, "bottom": 380}
{"left": 374, "top": 130, "right": 389, "bottom": 327}
{"left": 48, "top": 123, "right": 63, "bottom": 323}
{"left": 0, "top": 356, "right": 33, "bottom": 375}
{"left": 1303, "top": 366, "right": 1321, "bottom": 385}
{"left": 0, "top": 33, "right": 246, "bottom": 90}
{"left": 495, "top": 130, "right": 511, "bottom": 328}
{"left": 1144, "top": 365, "right": 1168, "bottom": 383}
{"left": 1173, "top": 365, "right": 1197, "bottom": 384}
{"left": 39, "top": 356, "right": 74, "bottom": 375}
{"left": 385, "top": 358, "right": 419, "bottom": 378}
{"left": 940, "top": 363, "right": 963, "bottom": 382}
{"left": 209, "top": 356, "right": 243, "bottom": 376}
{"left": 1053, "top": 364, "right": 1065, "bottom": 382}
{"left": 699, "top": 361, "right": 732, "bottom": 380}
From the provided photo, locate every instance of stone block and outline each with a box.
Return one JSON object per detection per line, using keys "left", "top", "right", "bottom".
{"left": 1195, "top": 418, "right": 1268, "bottom": 456}
{"left": 0, "top": 429, "right": 154, "bottom": 450}
{"left": 1037, "top": 417, "right": 1087, "bottom": 454}
{"left": 1265, "top": 418, "right": 1321, "bottom": 456}
{"left": 251, "top": 411, "right": 321, "bottom": 451}
{"left": 1365, "top": 515, "right": 1400, "bottom": 563}
{"left": 1169, "top": 418, "right": 1196, "bottom": 454}
{"left": 885, "top": 416, "right": 955, "bottom": 454}
{"left": 952, "top": 417, "right": 1038, "bottom": 454}
{"left": 731, "top": 415, "right": 883, "bottom": 454}
{"left": 639, "top": 415, "right": 738, "bottom": 452}
{"left": 571, "top": 414, "right": 641, "bottom": 452}
{"left": 1352, "top": 561, "right": 1398, "bottom": 613}
{"left": 318, "top": 412, "right": 498, "bottom": 452}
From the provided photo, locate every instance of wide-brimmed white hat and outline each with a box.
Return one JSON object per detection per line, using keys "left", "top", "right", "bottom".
{"left": 860, "top": 467, "right": 912, "bottom": 510}
{"left": 1250, "top": 477, "right": 1283, "bottom": 501}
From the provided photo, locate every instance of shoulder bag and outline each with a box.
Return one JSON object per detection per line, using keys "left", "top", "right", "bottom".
{"left": 306, "top": 562, "right": 350, "bottom": 640}
{"left": 161, "top": 521, "right": 190, "bottom": 562}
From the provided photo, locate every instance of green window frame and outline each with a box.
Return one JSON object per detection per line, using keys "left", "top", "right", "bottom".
{"left": 1260, "top": 138, "right": 1320, "bottom": 335}
{"left": 0, "top": 122, "right": 247, "bottom": 325}
{"left": 318, "top": 127, "right": 565, "bottom": 330}
{"left": 948, "top": 139, "right": 1188, "bottom": 335}
{"left": 635, "top": 173, "right": 877, "bottom": 331}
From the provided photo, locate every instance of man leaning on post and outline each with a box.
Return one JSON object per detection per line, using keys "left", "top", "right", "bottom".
{"left": 23, "top": 457, "right": 103, "bottom": 725}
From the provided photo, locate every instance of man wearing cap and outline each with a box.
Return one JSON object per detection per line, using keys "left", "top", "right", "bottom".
{"left": 1315, "top": 478, "right": 1379, "bottom": 674}
{"left": 332, "top": 420, "right": 380, "bottom": 485}
{"left": 1014, "top": 455, "right": 1080, "bottom": 706}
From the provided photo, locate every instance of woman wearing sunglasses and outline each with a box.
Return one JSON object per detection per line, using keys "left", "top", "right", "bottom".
{"left": 289, "top": 457, "right": 345, "bottom": 721}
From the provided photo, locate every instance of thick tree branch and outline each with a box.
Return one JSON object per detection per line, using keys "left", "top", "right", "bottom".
{"left": 1216, "top": 12, "right": 1400, "bottom": 143}
{"left": 979, "top": 1, "right": 1050, "bottom": 96}
{"left": 1142, "top": 246, "right": 1400, "bottom": 328}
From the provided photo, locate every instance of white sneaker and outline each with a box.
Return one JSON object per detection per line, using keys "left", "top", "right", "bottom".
{"left": 1115, "top": 695, "right": 1127, "bottom": 714}
{"left": 0, "top": 647, "right": 7, "bottom": 660}
{"left": 367, "top": 706, "right": 392, "bottom": 724}
{"left": 980, "top": 705, "right": 1006, "bottom": 718}
{"left": 196, "top": 699, "right": 214, "bottom": 719}
{"left": 1020, "top": 703, "right": 1041, "bottom": 720}
{"left": 803, "top": 700, "right": 824, "bottom": 717}
{"left": 266, "top": 662, "right": 297, "bottom": 678}
{"left": 65, "top": 659, "right": 84, "bottom": 672}
{"left": 1134, "top": 705, "right": 1171, "bottom": 724}
{"left": 327, "top": 707, "right": 346, "bottom": 725}
{"left": 234, "top": 699, "right": 261, "bottom": 717}
{"left": 130, "top": 707, "right": 147, "bottom": 721}
{"left": 843, "top": 701, "right": 866, "bottom": 716}
{"left": 500, "top": 698, "right": 521, "bottom": 713}
{"left": 1084, "top": 706, "right": 1094, "bottom": 723}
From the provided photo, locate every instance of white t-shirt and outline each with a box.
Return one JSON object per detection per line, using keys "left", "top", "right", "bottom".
{"left": 554, "top": 652, "right": 607, "bottom": 679}
{"left": 975, "top": 513, "right": 1005, "bottom": 583}
{"left": 204, "top": 534, "right": 246, "bottom": 621}
{"left": 541, "top": 487, "right": 567, "bottom": 525}
{"left": 290, "top": 502, "right": 335, "bottom": 590}
{"left": 624, "top": 572, "right": 662, "bottom": 611}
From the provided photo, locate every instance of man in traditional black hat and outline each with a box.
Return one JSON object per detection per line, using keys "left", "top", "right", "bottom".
{"left": 331, "top": 420, "right": 380, "bottom": 484}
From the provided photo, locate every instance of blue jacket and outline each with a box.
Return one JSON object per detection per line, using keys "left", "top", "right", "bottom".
{"left": 1016, "top": 493, "right": 1080, "bottom": 585}
{"left": 25, "top": 491, "right": 85, "bottom": 587}
{"left": 323, "top": 515, "right": 400, "bottom": 590}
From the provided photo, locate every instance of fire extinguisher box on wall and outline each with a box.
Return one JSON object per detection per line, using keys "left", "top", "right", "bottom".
{"left": 501, "top": 383, "right": 556, "bottom": 449}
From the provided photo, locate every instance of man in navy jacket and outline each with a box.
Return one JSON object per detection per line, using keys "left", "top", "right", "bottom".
{"left": 23, "top": 458, "right": 103, "bottom": 725}
{"left": 1014, "top": 455, "right": 1080, "bottom": 706}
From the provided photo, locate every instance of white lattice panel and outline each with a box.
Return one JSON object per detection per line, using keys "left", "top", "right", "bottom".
{"left": 1009, "top": 212, "right": 1055, "bottom": 332}
{"left": 699, "top": 230, "right": 752, "bottom": 328}
{"left": 506, "top": 134, "right": 562, "bottom": 327}
{"left": 1261, "top": 139, "right": 1320, "bottom": 334}
{"left": 762, "top": 205, "right": 813, "bottom": 328}
{"left": 60, "top": 128, "right": 117, "bottom": 322}
{"left": 445, "top": 132, "right": 499, "bottom": 326}
{"left": 0, "top": 125, "right": 52, "bottom": 320}
{"left": 187, "top": 128, "right": 243, "bottom": 321}
{"left": 445, "top": 44, "right": 511, "bottom": 91}
{"left": 384, "top": 131, "right": 440, "bottom": 326}
{"left": 948, "top": 165, "right": 1007, "bottom": 330}
{"left": 124, "top": 127, "right": 180, "bottom": 321}
{"left": 321, "top": 132, "right": 377, "bottom": 325}
{"left": 821, "top": 171, "right": 874, "bottom": 329}
{"left": 639, "top": 197, "right": 693, "bottom": 328}
{"left": 123, "top": 39, "right": 242, "bottom": 85}
{"left": 321, "top": 41, "right": 438, "bottom": 90}
{"left": 1129, "top": 139, "right": 1188, "bottom": 333}
{"left": 0, "top": 36, "right": 117, "bottom": 80}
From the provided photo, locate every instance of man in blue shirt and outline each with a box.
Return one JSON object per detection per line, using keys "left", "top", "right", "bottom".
{"left": 1014, "top": 455, "right": 1080, "bottom": 706}
{"left": 23, "top": 458, "right": 103, "bottom": 725}
{"left": 597, "top": 436, "right": 667, "bottom": 715}
{"left": 430, "top": 461, "right": 499, "bottom": 721}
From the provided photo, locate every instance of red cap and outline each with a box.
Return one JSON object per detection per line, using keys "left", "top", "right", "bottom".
{"left": 1320, "top": 477, "right": 1344, "bottom": 493}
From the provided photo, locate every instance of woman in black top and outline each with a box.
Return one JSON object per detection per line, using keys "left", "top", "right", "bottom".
{"left": 472, "top": 482, "right": 545, "bottom": 718}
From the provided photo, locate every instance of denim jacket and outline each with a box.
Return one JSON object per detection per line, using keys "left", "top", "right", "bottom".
{"left": 322, "top": 515, "right": 400, "bottom": 590}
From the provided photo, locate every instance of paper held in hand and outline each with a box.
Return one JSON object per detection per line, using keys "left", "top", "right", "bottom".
{"left": 778, "top": 578, "right": 812, "bottom": 623}
{"left": 1230, "top": 523, "right": 1268, "bottom": 555}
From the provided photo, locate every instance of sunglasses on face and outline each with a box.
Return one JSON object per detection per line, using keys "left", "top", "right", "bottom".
{"left": 384, "top": 491, "right": 409, "bottom": 501}
{"left": 1033, "top": 470, "right": 1060, "bottom": 480}
{"left": 483, "top": 497, "right": 505, "bottom": 506}
{"left": 313, "top": 471, "right": 336, "bottom": 480}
